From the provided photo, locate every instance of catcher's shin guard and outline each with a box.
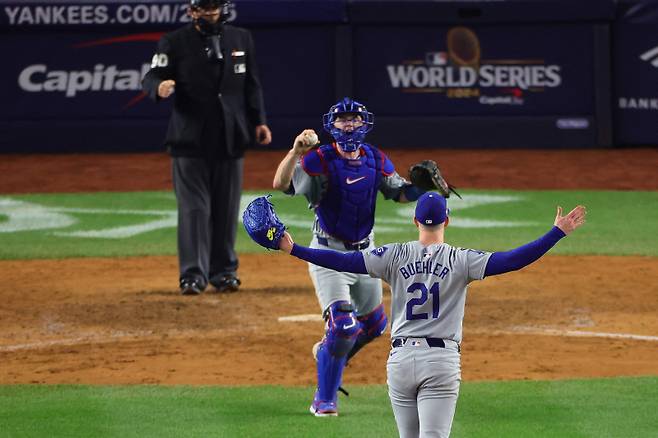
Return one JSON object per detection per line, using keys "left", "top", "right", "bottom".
{"left": 316, "top": 301, "right": 361, "bottom": 402}
{"left": 347, "top": 304, "right": 387, "bottom": 362}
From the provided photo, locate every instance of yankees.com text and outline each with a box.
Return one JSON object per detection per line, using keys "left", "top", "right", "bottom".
{"left": 4, "top": 4, "right": 189, "bottom": 26}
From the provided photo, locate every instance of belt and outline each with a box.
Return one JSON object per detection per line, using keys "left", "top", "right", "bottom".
{"left": 317, "top": 236, "right": 370, "bottom": 251}
{"left": 391, "top": 337, "right": 460, "bottom": 352}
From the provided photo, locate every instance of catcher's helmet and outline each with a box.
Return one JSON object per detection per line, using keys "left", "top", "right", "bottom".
{"left": 322, "top": 97, "right": 374, "bottom": 152}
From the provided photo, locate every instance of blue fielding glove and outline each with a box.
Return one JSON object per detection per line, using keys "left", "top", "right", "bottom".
{"left": 242, "top": 195, "right": 286, "bottom": 250}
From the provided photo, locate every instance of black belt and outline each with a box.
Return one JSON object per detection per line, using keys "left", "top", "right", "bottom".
{"left": 392, "top": 337, "right": 448, "bottom": 348}
{"left": 317, "top": 236, "right": 370, "bottom": 251}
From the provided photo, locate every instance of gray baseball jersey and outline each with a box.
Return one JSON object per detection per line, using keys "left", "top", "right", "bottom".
{"left": 286, "top": 160, "right": 407, "bottom": 315}
{"left": 362, "top": 241, "right": 491, "bottom": 343}
{"left": 362, "top": 241, "right": 491, "bottom": 438}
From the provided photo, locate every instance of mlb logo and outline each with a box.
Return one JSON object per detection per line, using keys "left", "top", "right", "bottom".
{"left": 411, "top": 340, "right": 422, "bottom": 347}
{"left": 234, "top": 63, "right": 246, "bottom": 74}
{"left": 425, "top": 219, "right": 433, "bottom": 224}
{"left": 425, "top": 52, "right": 447, "bottom": 66}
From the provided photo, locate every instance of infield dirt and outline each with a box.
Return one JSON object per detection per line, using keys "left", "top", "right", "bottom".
{"left": 1, "top": 149, "right": 657, "bottom": 385}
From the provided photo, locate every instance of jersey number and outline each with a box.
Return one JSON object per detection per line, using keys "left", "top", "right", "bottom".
{"left": 151, "top": 53, "right": 169, "bottom": 68}
{"left": 406, "top": 282, "right": 440, "bottom": 320}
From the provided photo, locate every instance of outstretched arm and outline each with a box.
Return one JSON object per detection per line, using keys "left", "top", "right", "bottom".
{"left": 484, "top": 205, "right": 586, "bottom": 277}
{"left": 272, "top": 130, "right": 317, "bottom": 191}
{"left": 279, "top": 232, "right": 368, "bottom": 274}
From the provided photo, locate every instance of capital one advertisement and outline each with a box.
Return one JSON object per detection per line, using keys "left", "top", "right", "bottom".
{"left": 354, "top": 25, "right": 595, "bottom": 117}
{"left": 0, "top": 24, "right": 337, "bottom": 151}
{"left": 0, "top": 32, "right": 171, "bottom": 120}
{"left": 0, "top": 27, "right": 335, "bottom": 119}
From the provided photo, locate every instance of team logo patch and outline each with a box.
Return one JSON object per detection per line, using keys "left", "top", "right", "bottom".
{"left": 371, "top": 246, "right": 388, "bottom": 257}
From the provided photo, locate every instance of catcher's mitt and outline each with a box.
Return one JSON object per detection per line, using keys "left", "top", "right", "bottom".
{"left": 408, "top": 160, "right": 462, "bottom": 199}
{"left": 242, "top": 195, "right": 286, "bottom": 250}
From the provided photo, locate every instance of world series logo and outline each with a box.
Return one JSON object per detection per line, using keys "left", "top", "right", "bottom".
{"left": 386, "top": 26, "right": 563, "bottom": 106}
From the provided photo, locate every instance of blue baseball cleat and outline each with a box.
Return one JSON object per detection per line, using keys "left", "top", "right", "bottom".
{"left": 309, "top": 390, "right": 338, "bottom": 417}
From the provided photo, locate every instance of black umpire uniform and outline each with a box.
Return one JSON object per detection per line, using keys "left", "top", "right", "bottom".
{"left": 142, "top": 4, "right": 268, "bottom": 294}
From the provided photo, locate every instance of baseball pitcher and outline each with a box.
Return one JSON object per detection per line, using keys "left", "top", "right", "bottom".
{"left": 271, "top": 97, "right": 454, "bottom": 416}
{"left": 243, "top": 193, "right": 586, "bottom": 436}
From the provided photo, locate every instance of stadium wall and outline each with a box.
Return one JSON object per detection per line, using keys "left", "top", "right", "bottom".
{"left": 0, "top": 0, "right": 655, "bottom": 152}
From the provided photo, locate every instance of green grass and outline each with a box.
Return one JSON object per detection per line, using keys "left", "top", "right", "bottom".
{"left": 1, "top": 377, "right": 657, "bottom": 437}
{"left": 0, "top": 189, "right": 656, "bottom": 259}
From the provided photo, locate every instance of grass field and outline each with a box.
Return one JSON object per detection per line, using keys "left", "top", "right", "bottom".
{"left": 2, "top": 188, "right": 657, "bottom": 437}
{"left": 1, "top": 377, "right": 657, "bottom": 437}
{"left": 1, "top": 189, "right": 657, "bottom": 259}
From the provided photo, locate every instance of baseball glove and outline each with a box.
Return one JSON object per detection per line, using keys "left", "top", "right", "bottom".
{"left": 242, "top": 195, "right": 286, "bottom": 250}
{"left": 408, "top": 160, "right": 462, "bottom": 199}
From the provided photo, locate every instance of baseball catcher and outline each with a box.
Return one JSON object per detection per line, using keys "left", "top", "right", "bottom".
{"left": 242, "top": 195, "right": 286, "bottom": 250}
{"left": 408, "top": 160, "right": 462, "bottom": 199}
{"left": 269, "top": 97, "right": 465, "bottom": 417}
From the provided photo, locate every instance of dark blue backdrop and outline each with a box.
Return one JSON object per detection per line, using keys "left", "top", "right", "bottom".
{"left": 1, "top": 0, "right": 654, "bottom": 151}
{"left": 614, "top": 0, "right": 658, "bottom": 146}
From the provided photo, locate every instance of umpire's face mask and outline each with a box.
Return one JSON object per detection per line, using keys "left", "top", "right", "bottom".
{"left": 193, "top": 9, "right": 223, "bottom": 61}
{"left": 196, "top": 17, "right": 223, "bottom": 36}
{"left": 193, "top": 7, "right": 223, "bottom": 36}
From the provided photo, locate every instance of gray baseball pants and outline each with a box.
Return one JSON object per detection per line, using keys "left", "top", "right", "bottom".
{"left": 307, "top": 234, "right": 382, "bottom": 316}
{"left": 172, "top": 156, "right": 243, "bottom": 287}
{"left": 386, "top": 339, "right": 461, "bottom": 437}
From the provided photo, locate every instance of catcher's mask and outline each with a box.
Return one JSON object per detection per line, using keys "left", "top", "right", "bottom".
{"left": 189, "top": 0, "right": 231, "bottom": 35}
{"left": 322, "top": 97, "right": 374, "bottom": 152}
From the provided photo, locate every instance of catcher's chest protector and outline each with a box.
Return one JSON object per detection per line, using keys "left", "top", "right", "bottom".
{"left": 315, "top": 144, "right": 382, "bottom": 242}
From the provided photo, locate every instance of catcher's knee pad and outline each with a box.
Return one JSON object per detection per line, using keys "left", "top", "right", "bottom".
{"left": 323, "top": 301, "right": 361, "bottom": 357}
{"left": 346, "top": 304, "right": 388, "bottom": 362}
{"left": 357, "top": 304, "right": 387, "bottom": 342}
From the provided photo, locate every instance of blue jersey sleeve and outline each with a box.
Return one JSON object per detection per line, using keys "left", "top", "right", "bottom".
{"left": 380, "top": 151, "right": 395, "bottom": 176}
{"left": 484, "top": 226, "right": 566, "bottom": 277}
{"left": 290, "top": 244, "right": 368, "bottom": 274}
{"left": 300, "top": 148, "right": 326, "bottom": 176}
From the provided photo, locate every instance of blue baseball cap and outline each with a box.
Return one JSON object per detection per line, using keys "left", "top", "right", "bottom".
{"left": 415, "top": 192, "right": 448, "bottom": 226}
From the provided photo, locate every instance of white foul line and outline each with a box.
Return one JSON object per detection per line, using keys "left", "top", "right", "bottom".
{"left": 472, "top": 326, "right": 658, "bottom": 342}
{"left": 0, "top": 330, "right": 156, "bottom": 352}
{"left": 277, "top": 314, "right": 324, "bottom": 322}
{"left": 2, "top": 325, "right": 656, "bottom": 353}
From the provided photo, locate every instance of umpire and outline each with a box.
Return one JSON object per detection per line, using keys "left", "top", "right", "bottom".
{"left": 142, "top": 0, "right": 271, "bottom": 295}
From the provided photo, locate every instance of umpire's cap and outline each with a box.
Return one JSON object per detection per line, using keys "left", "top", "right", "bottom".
{"left": 190, "top": 0, "right": 229, "bottom": 9}
{"left": 415, "top": 192, "right": 448, "bottom": 226}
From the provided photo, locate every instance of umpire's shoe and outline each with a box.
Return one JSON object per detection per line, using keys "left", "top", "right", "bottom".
{"left": 215, "top": 275, "right": 241, "bottom": 293}
{"left": 180, "top": 278, "right": 204, "bottom": 295}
